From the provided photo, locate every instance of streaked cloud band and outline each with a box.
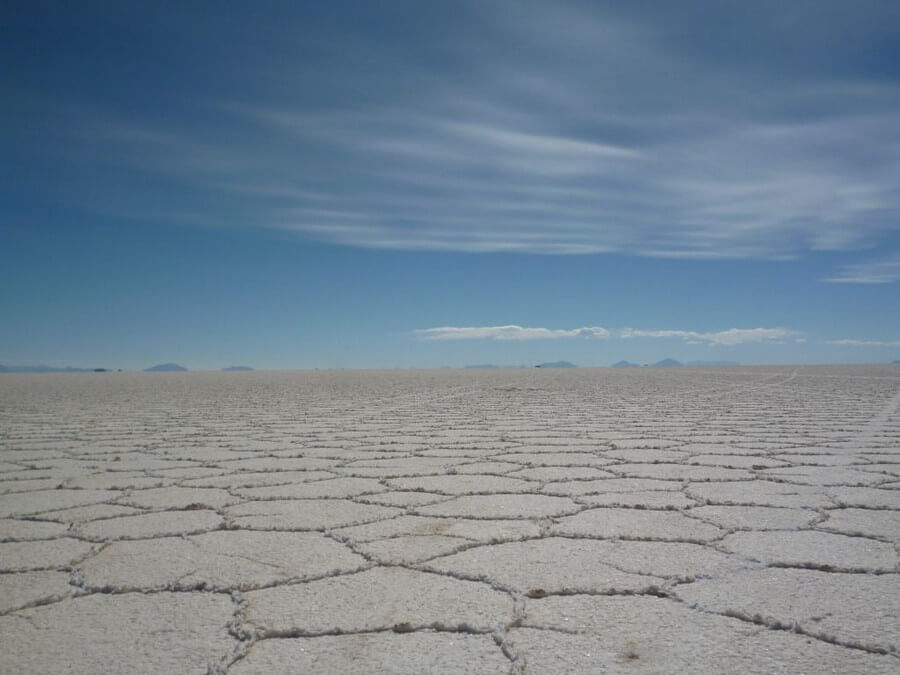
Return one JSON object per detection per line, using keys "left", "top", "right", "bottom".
{"left": 824, "top": 255, "right": 900, "bottom": 284}
{"left": 415, "top": 325, "right": 792, "bottom": 345}
{"left": 62, "top": 2, "right": 900, "bottom": 278}
{"left": 415, "top": 326, "right": 611, "bottom": 341}
{"left": 620, "top": 327, "right": 793, "bottom": 346}
{"left": 827, "top": 339, "right": 900, "bottom": 347}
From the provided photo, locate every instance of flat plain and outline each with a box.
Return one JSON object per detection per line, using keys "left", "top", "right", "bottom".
{"left": 1, "top": 366, "right": 898, "bottom": 674}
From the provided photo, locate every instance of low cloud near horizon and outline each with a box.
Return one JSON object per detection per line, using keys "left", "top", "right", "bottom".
{"left": 415, "top": 325, "right": 793, "bottom": 346}
{"left": 415, "top": 326, "right": 611, "bottom": 341}
{"left": 619, "top": 327, "right": 793, "bottom": 346}
{"left": 827, "top": 339, "right": 900, "bottom": 347}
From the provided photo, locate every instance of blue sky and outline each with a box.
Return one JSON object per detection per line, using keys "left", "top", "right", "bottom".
{"left": 2, "top": 0, "right": 899, "bottom": 369}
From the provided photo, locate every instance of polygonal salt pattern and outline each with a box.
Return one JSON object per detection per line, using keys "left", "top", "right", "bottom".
{"left": 244, "top": 566, "right": 512, "bottom": 634}
{"left": 551, "top": 507, "right": 724, "bottom": 542}
{"left": 423, "top": 537, "right": 662, "bottom": 596}
{"left": 229, "top": 632, "right": 510, "bottom": 674}
{"left": 511, "top": 595, "right": 899, "bottom": 673}
{"left": 818, "top": 507, "right": 900, "bottom": 541}
{"left": 0, "top": 570, "right": 74, "bottom": 612}
{"left": 0, "top": 367, "right": 898, "bottom": 672}
{"left": 75, "top": 508, "right": 224, "bottom": 540}
{"left": 78, "top": 530, "right": 366, "bottom": 591}
{"left": 720, "top": 530, "right": 898, "bottom": 570}
{"left": 675, "top": 567, "right": 900, "bottom": 653}
{"left": 0, "top": 592, "right": 236, "bottom": 674}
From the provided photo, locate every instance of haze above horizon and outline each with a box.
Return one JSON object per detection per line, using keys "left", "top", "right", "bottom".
{"left": 3, "top": 1, "right": 899, "bottom": 369}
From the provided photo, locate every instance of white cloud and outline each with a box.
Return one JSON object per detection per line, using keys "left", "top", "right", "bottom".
{"left": 63, "top": 4, "right": 900, "bottom": 262}
{"left": 827, "top": 339, "right": 900, "bottom": 347}
{"left": 415, "top": 325, "right": 610, "bottom": 341}
{"left": 619, "top": 327, "right": 792, "bottom": 346}
{"left": 823, "top": 255, "right": 900, "bottom": 284}
{"left": 415, "top": 325, "right": 795, "bottom": 345}
{"left": 244, "top": 108, "right": 899, "bottom": 258}
{"left": 444, "top": 122, "right": 640, "bottom": 164}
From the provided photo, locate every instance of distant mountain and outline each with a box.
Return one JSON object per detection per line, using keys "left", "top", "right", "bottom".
{"left": 0, "top": 365, "right": 106, "bottom": 373}
{"left": 611, "top": 360, "right": 640, "bottom": 368}
{"left": 686, "top": 360, "right": 740, "bottom": 366}
{"left": 144, "top": 363, "right": 188, "bottom": 372}
{"left": 223, "top": 365, "right": 254, "bottom": 371}
{"left": 652, "top": 358, "right": 683, "bottom": 367}
{"left": 893, "top": 360, "right": 900, "bottom": 364}
{"left": 535, "top": 361, "right": 576, "bottom": 368}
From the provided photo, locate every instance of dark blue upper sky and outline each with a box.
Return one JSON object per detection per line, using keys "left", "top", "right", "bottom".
{"left": 2, "top": 1, "right": 899, "bottom": 368}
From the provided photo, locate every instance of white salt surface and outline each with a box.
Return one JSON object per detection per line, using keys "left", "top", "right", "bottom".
{"left": 0, "top": 366, "right": 898, "bottom": 673}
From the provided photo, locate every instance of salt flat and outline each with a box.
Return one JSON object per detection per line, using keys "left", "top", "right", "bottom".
{"left": 1, "top": 366, "right": 898, "bottom": 674}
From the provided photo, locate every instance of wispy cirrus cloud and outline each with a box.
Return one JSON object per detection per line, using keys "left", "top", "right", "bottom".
{"left": 415, "top": 326, "right": 610, "bottom": 341}
{"left": 823, "top": 255, "right": 900, "bottom": 284}
{"left": 47, "top": 2, "right": 899, "bottom": 267}
{"left": 827, "top": 339, "right": 900, "bottom": 347}
{"left": 619, "top": 327, "right": 793, "bottom": 346}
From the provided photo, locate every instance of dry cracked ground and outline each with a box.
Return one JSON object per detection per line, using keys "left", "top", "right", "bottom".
{"left": 1, "top": 366, "right": 899, "bottom": 674}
